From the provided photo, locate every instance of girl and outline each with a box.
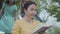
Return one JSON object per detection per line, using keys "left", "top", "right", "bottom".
{"left": 0, "top": 0, "right": 17, "bottom": 34}
{"left": 12, "top": 1, "right": 43, "bottom": 34}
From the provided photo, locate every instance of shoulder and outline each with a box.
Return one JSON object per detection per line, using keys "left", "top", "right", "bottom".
{"left": 13, "top": 19, "right": 23, "bottom": 28}
{"left": 13, "top": 5, "right": 17, "bottom": 8}
{"left": 14, "top": 19, "right": 23, "bottom": 24}
{"left": 15, "top": 19, "right": 22, "bottom": 22}
{"left": 13, "top": 5, "right": 17, "bottom": 10}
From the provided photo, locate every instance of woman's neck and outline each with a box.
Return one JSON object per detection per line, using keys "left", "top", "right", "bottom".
{"left": 23, "top": 15, "right": 33, "bottom": 24}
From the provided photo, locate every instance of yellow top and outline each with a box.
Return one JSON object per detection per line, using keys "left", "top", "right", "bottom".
{"left": 12, "top": 19, "right": 40, "bottom": 34}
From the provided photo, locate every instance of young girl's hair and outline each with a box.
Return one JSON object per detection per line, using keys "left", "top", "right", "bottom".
{"left": 21, "top": 1, "right": 37, "bottom": 17}
{"left": 0, "top": 0, "right": 3, "bottom": 9}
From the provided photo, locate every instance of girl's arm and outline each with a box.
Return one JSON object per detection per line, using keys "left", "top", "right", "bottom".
{"left": 14, "top": 11, "right": 16, "bottom": 20}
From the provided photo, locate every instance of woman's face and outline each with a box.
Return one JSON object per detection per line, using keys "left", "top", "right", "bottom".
{"left": 9, "top": 0, "right": 14, "bottom": 5}
{"left": 24, "top": 4, "right": 37, "bottom": 19}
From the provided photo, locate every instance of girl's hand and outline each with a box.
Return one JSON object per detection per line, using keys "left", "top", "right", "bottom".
{"left": 33, "top": 26, "right": 52, "bottom": 34}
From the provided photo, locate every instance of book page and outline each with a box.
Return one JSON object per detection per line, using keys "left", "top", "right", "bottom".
{"left": 31, "top": 23, "right": 54, "bottom": 34}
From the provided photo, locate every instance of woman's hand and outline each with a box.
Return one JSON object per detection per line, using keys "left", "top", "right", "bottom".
{"left": 33, "top": 26, "right": 52, "bottom": 34}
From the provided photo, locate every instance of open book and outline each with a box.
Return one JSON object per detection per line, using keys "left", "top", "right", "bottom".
{"left": 31, "top": 23, "right": 54, "bottom": 34}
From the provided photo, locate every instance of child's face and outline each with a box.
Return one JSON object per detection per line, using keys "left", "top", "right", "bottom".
{"left": 24, "top": 4, "right": 37, "bottom": 19}
{"left": 9, "top": 0, "right": 14, "bottom": 5}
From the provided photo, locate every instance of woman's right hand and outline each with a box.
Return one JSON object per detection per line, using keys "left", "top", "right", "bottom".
{"left": 33, "top": 26, "right": 52, "bottom": 34}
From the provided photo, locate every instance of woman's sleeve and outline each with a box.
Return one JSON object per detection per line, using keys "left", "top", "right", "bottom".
{"left": 12, "top": 21, "right": 21, "bottom": 34}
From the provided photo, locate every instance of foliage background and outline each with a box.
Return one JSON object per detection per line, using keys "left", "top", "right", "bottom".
{"left": 4, "top": 0, "right": 60, "bottom": 22}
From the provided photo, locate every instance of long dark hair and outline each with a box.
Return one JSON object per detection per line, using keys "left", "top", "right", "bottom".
{"left": 6, "top": 0, "right": 16, "bottom": 5}
{"left": 0, "top": 0, "right": 3, "bottom": 9}
{"left": 21, "top": 1, "right": 37, "bottom": 17}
